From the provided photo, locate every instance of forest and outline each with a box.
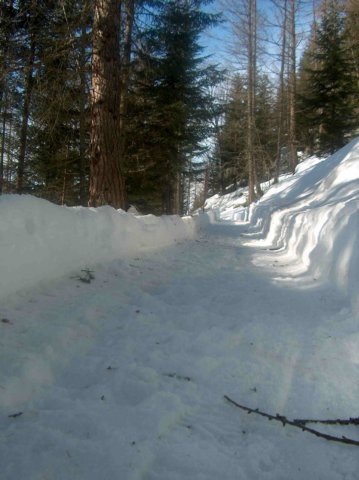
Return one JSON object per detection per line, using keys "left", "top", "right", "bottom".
{"left": 0, "top": 0, "right": 358, "bottom": 214}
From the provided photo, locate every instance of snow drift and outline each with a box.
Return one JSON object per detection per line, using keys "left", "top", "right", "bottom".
{"left": 207, "top": 137, "right": 359, "bottom": 309}
{"left": 0, "top": 195, "right": 207, "bottom": 300}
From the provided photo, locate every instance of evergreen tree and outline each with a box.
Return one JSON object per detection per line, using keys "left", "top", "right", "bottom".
{"left": 29, "top": 1, "right": 91, "bottom": 205}
{"left": 126, "top": 0, "right": 222, "bottom": 214}
{"left": 0, "top": 0, "right": 92, "bottom": 202}
{"left": 300, "top": 0, "right": 358, "bottom": 154}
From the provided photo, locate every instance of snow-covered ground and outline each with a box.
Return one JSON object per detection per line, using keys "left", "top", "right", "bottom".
{"left": 1, "top": 139, "right": 359, "bottom": 479}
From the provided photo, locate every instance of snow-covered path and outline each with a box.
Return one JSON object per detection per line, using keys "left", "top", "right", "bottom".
{"left": 1, "top": 222, "right": 358, "bottom": 480}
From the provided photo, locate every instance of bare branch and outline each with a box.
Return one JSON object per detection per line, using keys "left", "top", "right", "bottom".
{"left": 224, "top": 395, "right": 359, "bottom": 447}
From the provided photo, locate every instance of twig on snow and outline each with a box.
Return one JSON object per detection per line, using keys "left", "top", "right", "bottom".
{"left": 224, "top": 395, "right": 359, "bottom": 447}
{"left": 8, "top": 412, "right": 23, "bottom": 419}
{"left": 293, "top": 416, "right": 359, "bottom": 426}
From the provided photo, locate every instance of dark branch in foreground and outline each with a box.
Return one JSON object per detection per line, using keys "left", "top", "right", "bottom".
{"left": 224, "top": 395, "right": 359, "bottom": 447}
{"left": 294, "top": 416, "right": 359, "bottom": 426}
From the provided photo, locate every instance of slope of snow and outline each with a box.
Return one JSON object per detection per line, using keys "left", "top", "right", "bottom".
{"left": 0, "top": 195, "right": 206, "bottom": 301}
{"left": 1, "top": 139, "right": 359, "bottom": 479}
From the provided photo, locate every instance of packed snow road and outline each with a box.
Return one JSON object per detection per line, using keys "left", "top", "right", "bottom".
{"left": 1, "top": 222, "right": 358, "bottom": 480}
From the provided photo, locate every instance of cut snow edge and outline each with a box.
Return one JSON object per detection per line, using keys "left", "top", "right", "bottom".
{"left": 0, "top": 195, "right": 212, "bottom": 301}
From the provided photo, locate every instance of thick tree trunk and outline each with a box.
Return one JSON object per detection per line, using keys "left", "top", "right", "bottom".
{"left": 88, "top": 0, "right": 126, "bottom": 209}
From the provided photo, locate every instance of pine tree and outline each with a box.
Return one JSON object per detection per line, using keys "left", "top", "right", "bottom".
{"left": 126, "top": 0, "right": 222, "bottom": 214}
{"left": 301, "top": 0, "right": 358, "bottom": 154}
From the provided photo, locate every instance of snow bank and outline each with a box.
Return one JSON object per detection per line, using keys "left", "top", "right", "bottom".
{"left": 247, "top": 138, "right": 359, "bottom": 308}
{"left": 0, "top": 195, "right": 206, "bottom": 300}
{"left": 205, "top": 137, "right": 359, "bottom": 308}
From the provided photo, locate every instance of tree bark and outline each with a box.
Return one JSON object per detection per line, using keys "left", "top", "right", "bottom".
{"left": 88, "top": 0, "right": 126, "bottom": 209}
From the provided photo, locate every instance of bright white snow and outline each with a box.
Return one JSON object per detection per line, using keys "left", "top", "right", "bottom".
{"left": 1, "top": 139, "right": 359, "bottom": 479}
{"left": 0, "top": 196, "right": 204, "bottom": 301}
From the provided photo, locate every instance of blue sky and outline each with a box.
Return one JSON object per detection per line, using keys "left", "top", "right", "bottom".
{"left": 201, "top": 0, "right": 316, "bottom": 72}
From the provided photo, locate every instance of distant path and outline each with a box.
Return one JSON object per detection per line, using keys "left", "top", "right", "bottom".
{"left": 0, "top": 222, "right": 357, "bottom": 480}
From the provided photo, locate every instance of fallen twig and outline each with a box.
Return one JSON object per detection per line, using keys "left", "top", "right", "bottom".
{"left": 224, "top": 395, "right": 359, "bottom": 447}
{"left": 163, "top": 373, "right": 192, "bottom": 382}
{"left": 293, "top": 416, "right": 359, "bottom": 426}
{"left": 8, "top": 412, "right": 23, "bottom": 419}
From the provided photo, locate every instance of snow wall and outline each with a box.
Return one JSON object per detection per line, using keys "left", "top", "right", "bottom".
{"left": 247, "top": 137, "right": 359, "bottom": 310}
{"left": 204, "top": 137, "right": 359, "bottom": 310}
{"left": 0, "top": 195, "right": 210, "bottom": 301}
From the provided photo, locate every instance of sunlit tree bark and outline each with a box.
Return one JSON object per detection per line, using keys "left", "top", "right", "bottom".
{"left": 88, "top": 0, "right": 126, "bottom": 209}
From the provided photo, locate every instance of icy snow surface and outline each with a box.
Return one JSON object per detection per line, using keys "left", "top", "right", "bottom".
{"left": 1, "top": 139, "right": 359, "bottom": 479}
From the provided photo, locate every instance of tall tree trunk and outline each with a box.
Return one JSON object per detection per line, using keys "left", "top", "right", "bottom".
{"left": 5, "top": 104, "right": 13, "bottom": 187}
{"left": 0, "top": 90, "right": 7, "bottom": 194}
{"left": 163, "top": 173, "right": 172, "bottom": 215}
{"left": 17, "top": 38, "right": 36, "bottom": 193}
{"left": 288, "top": 0, "right": 298, "bottom": 173}
{"left": 252, "top": 3, "right": 263, "bottom": 198}
{"left": 173, "top": 170, "right": 181, "bottom": 215}
{"left": 88, "top": 0, "right": 126, "bottom": 209}
{"left": 79, "top": 20, "right": 88, "bottom": 206}
{"left": 247, "top": 0, "right": 256, "bottom": 204}
{"left": 274, "top": 0, "right": 288, "bottom": 184}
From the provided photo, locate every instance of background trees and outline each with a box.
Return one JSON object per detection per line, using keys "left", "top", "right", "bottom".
{"left": 297, "top": 0, "right": 358, "bottom": 154}
{"left": 211, "top": 0, "right": 358, "bottom": 200}
{"left": 0, "top": 0, "right": 358, "bottom": 210}
{"left": 0, "top": 0, "right": 222, "bottom": 212}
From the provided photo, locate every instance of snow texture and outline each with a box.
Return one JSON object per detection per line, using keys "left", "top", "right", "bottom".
{"left": 0, "top": 196, "right": 206, "bottom": 301}
{"left": 1, "top": 138, "right": 359, "bottom": 479}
